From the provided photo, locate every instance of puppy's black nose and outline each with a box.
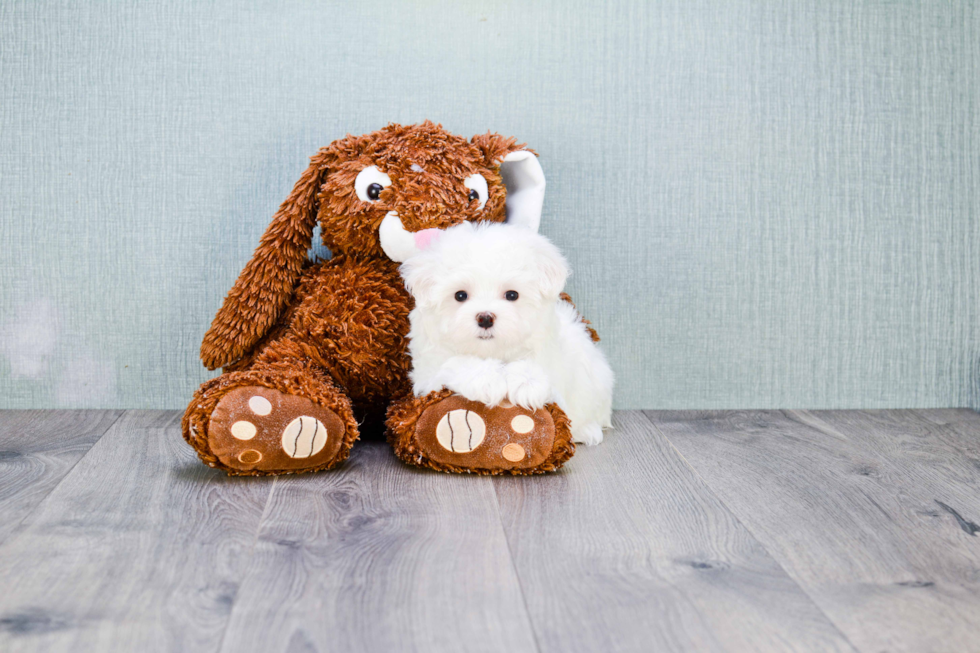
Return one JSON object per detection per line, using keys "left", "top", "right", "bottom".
{"left": 476, "top": 312, "right": 495, "bottom": 329}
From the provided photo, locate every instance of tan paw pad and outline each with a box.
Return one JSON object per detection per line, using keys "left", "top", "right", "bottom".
{"left": 436, "top": 409, "right": 486, "bottom": 453}
{"left": 502, "top": 443, "right": 526, "bottom": 462}
{"left": 238, "top": 449, "right": 262, "bottom": 464}
{"left": 510, "top": 415, "right": 534, "bottom": 434}
{"left": 281, "top": 416, "right": 328, "bottom": 458}
{"left": 231, "top": 420, "right": 257, "bottom": 440}
{"left": 248, "top": 395, "right": 272, "bottom": 416}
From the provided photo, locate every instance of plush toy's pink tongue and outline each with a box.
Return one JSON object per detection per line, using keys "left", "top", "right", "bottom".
{"left": 413, "top": 228, "right": 442, "bottom": 250}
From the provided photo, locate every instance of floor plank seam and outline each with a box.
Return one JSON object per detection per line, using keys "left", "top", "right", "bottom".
{"left": 784, "top": 410, "right": 852, "bottom": 442}
{"left": 0, "top": 409, "right": 126, "bottom": 552}
{"left": 638, "top": 411, "right": 863, "bottom": 653}
{"left": 489, "top": 481, "right": 545, "bottom": 653}
{"left": 213, "top": 475, "right": 280, "bottom": 653}
{"left": 910, "top": 408, "right": 980, "bottom": 461}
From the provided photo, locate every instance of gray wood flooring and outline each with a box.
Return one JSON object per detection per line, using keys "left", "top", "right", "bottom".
{"left": 0, "top": 410, "right": 978, "bottom": 652}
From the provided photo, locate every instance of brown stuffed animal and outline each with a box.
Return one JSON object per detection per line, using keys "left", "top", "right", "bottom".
{"left": 182, "top": 122, "right": 579, "bottom": 475}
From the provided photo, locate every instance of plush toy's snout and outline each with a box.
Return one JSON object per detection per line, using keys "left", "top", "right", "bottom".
{"left": 378, "top": 194, "right": 468, "bottom": 261}
{"left": 379, "top": 149, "right": 547, "bottom": 263}
{"left": 413, "top": 228, "right": 442, "bottom": 250}
{"left": 378, "top": 212, "right": 458, "bottom": 262}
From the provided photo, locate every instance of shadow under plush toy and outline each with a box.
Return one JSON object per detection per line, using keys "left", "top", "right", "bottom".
{"left": 182, "top": 121, "right": 593, "bottom": 475}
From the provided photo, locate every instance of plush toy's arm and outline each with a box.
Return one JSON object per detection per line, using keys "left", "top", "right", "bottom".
{"left": 200, "top": 150, "right": 330, "bottom": 370}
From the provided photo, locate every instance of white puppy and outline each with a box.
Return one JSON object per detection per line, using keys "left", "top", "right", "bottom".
{"left": 400, "top": 221, "right": 614, "bottom": 445}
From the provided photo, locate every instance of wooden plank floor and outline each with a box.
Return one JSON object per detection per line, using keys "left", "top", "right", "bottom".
{"left": 0, "top": 410, "right": 978, "bottom": 652}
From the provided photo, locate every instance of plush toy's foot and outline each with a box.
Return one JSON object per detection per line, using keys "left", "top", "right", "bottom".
{"left": 205, "top": 386, "right": 349, "bottom": 473}
{"left": 386, "top": 390, "right": 575, "bottom": 475}
{"left": 183, "top": 366, "right": 359, "bottom": 476}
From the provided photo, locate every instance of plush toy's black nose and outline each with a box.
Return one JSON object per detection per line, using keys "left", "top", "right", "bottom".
{"left": 476, "top": 312, "right": 495, "bottom": 329}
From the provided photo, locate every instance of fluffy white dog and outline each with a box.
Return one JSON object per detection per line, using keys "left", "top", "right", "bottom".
{"left": 400, "top": 221, "right": 614, "bottom": 445}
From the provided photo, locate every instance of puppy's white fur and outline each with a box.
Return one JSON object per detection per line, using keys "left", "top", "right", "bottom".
{"left": 400, "top": 222, "right": 614, "bottom": 445}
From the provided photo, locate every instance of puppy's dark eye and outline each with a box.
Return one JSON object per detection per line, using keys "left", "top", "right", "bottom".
{"left": 468, "top": 189, "right": 479, "bottom": 202}
{"left": 505, "top": 290, "right": 519, "bottom": 301}
{"left": 455, "top": 291, "right": 468, "bottom": 302}
{"left": 367, "top": 183, "right": 384, "bottom": 201}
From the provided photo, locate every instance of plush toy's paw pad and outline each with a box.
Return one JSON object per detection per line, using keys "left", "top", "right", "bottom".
{"left": 208, "top": 386, "right": 346, "bottom": 473}
{"left": 410, "top": 395, "right": 572, "bottom": 473}
{"left": 435, "top": 409, "right": 487, "bottom": 452}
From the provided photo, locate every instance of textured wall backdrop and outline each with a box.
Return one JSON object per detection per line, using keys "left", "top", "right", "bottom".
{"left": 1, "top": 0, "right": 978, "bottom": 409}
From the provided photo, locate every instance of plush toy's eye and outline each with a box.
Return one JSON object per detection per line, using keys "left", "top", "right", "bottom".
{"left": 505, "top": 290, "right": 519, "bottom": 301}
{"left": 463, "top": 174, "right": 488, "bottom": 210}
{"left": 355, "top": 165, "right": 392, "bottom": 202}
{"left": 455, "top": 291, "right": 468, "bottom": 302}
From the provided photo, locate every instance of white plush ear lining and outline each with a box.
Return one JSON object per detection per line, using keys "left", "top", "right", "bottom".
{"left": 500, "top": 151, "right": 546, "bottom": 233}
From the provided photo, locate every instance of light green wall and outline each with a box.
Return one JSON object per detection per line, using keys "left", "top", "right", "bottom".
{"left": 1, "top": 0, "right": 978, "bottom": 409}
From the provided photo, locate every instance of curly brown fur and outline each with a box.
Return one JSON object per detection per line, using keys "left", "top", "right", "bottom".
{"left": 250, "top": 257, "right": 415, "bottom": 406}
{"left": 385, "top": 392, "right": 576, "bottom": 476}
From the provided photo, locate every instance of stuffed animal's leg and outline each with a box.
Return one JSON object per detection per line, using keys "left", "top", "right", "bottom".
{"left": 182, "top": 359, "right": 359, "bottom": 476}
{"left": 386, "top": 391, "right": 575, "bottom": 475}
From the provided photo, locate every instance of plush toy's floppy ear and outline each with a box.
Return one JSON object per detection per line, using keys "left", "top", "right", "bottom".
{"left": 471, "top": 133, "right": 546, "bottom": 232}
{"left": 500, "top": 151, "right": 546, "bottom": 233}
{"left": 200, "top": 148, "right": 331, "bottom": 370}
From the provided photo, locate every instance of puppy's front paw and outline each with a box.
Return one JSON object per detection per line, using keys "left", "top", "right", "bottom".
{"left": 433, "top": 356, "right": 509, "bottom": 406}
{"left": 504, "top": 361, "right": 552, "bottom": 410}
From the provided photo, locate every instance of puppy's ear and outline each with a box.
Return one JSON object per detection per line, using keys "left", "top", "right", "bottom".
{"left": 200, "top": 148, "right": 331, "bottom": 370}
{"left": 531, "top": 237, "right": 570, "bottom": 300}
{"left": 471, "top": 134, "right": 546, "bottom": 233}
{"left": 399, "top": 254, "right": 440, "bottom": 307}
